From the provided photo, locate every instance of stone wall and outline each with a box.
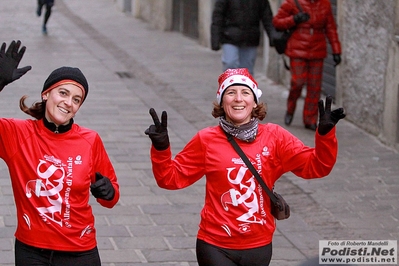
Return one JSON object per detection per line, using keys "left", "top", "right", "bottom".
{"left": 132, "top": 0, "right": 173, "bottom": 31}
{"left": 338, "top": 0, "right": 395, "bottom": 136}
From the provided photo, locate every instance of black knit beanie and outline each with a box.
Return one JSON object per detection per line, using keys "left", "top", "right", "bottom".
{"left": 42, "top": 66, "right": 89, "bottom": 102}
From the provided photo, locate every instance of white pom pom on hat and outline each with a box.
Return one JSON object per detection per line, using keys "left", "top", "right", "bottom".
{"left": 216, "top": 68, "right": 262, "bottom": 104}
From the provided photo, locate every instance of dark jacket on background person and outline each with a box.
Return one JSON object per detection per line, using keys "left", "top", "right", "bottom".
{"left": 211, "top": 0, "right": 274, "bottom": 50}
{"left": 272, "top": 0, "right": 341, "bottom": 59}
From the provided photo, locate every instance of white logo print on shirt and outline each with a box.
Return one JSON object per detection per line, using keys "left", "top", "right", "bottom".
{"left": 220, "top": 155, "right": 267, "bottom": 235}
{"left": 24, "top": 155, "right": 77, "bottom": 228}
{"left": 262, "top": 146, "right": 270, "bottom": 156}
{"left": 25, "top": 159, "right": 65, "bottom": 227}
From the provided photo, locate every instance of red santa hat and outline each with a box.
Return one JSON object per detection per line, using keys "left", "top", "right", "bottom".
{"left": 217, "top": 68, "right": 262, "bottom": 104}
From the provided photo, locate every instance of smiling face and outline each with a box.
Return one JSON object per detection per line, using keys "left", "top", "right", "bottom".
{"left": 222, "top": 85, "right": 257, "bottom": 126}
{"left": 42, "top": 84, "right": 83, "bottom": 126}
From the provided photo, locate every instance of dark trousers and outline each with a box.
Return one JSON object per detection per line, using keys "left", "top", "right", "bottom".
{"left": 37, "top": 0, "right": 54, "bottom": 25}
{"left": 196, "top": 238, "right": 272, "bottom": 266}
{"left": 15, "top": 239, "right": 101, "bottom": 266}
{"left": 288, "top": 58, "right": 324, "bottom": 125}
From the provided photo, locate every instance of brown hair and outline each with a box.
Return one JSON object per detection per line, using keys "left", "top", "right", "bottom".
{"left": 211, "top": 101, "right": 267, "bottom": 121}
{"left": 19, "top": 95, "right": 45, "bottom": 120}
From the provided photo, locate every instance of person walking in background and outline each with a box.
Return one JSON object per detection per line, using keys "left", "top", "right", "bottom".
{"left": 273, "top": 0, "right": 341, "bottom": 131}
{"left": 0, "top": 40, "right": 120, "bottom": 266}
{"left": 211, "top": 0, "right": 275, "bottom": 75}
{"left": 144, "top": 68, "right": 345, "bottom": 265}
{"left": 36, "top": 0, "right": 55, "bottom": 35}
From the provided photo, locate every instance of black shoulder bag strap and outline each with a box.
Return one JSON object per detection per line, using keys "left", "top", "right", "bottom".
{"left": 225, "top": 132, "right": 279, "bottom": 205}
{"left": 294, "top": 0, "right": 303, "bottom": 12}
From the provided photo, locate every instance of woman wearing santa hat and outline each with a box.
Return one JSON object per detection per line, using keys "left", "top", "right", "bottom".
{"left": 145, "top": 67, "right": 345, "bottom": 265}
{"left": 0, "top": 40, "right": 119, "bottom": 266}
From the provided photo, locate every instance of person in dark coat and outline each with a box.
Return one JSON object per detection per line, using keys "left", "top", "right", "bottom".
{"left": 273, "top": 0, "right": 341, "bottom": 130}
{"left": 211, "top": 0, "right": 275, "bottom": 75}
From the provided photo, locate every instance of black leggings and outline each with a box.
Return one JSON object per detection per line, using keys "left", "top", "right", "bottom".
{"left": 196, "top": 239, "right": 272, "bottom": 266}
{"left": 15, "top": 239, "right": 101, "bottom": 266}
{"left": 38, "top": 0, "right": 54, "bottom": 25}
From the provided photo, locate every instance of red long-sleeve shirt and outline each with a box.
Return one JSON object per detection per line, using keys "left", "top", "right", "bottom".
{"left": 0, "top": 118, "right": 119, "bottom": 251}
{"left": 150, "top": 123, "right": 337, "bottom": 249}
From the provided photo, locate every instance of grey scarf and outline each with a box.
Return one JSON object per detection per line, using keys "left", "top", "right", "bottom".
{"left": 219, "top": 117, "right": 259, "bottom": 142}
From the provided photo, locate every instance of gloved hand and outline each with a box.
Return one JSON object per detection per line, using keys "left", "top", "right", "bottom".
{"left": 90, "top": 172, "right": 115, "bottom": 201}
{"left": 293, "top": 12, "right": 310, "bottom": 24}
{"left": 333, "top": 54, "right": 341, "bottom": 66}
{"left": 0, "top": 40, "right": 32, "bottom": 91}
{"left": 144, "top": 108, "right": 170, "bottom": 151}
{"left": 318, "top": 95, "right": 346, "bottom": 135}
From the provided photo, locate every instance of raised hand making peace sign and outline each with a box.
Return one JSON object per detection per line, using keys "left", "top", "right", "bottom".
{"left": 318, "top": 95, "right": 346, "bottom": 135}
{"left": 145, "top": 108, "right": 170, "bottom": 150}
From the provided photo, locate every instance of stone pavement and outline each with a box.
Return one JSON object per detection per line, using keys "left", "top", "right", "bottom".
{"left": 0, "top": 0, "right": 397, "bottom": 265}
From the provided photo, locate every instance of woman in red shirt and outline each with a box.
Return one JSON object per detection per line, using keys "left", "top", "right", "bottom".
{"left": 145, "top": 67, "right": 345, "bottom": 265}
{"left": 0, "top": 40, "right": 120, "bottom": 266}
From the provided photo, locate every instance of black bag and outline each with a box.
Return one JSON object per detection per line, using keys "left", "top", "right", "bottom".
{"left": 270, "top": 192, "right": 290, "bottom": 220}
{"left": 273, "top": 30, "right": 294, "bottom": 55}
{"left": 225, "top": 133, "right": 290, "bottom": 220}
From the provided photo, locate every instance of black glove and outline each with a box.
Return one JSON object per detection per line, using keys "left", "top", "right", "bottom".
{"left": 144, "top": 108, "right": 170, "bottom": 151}
{"left": 293, "top": 12, "right": 310, "bottom": 24}
{"left": 318, "top": 95, "right": 346, "bottom": 135}
{"left": 90, "top": 172, "right": 115, "bottom": 201}
{"left": 333, "top": 54, "right": 341, "bottom": 66}
{"left": 0, "top": 40, "right": 32, "bottom": 91}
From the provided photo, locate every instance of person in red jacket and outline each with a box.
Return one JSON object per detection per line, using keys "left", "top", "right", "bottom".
{"left": 0, "top": 40, "right": 120, "bottom": 266}
{"left": 272, "top": 0, "right": 341, "bottom": 131}
{"left": 145, "top": 68, "right": 345, "bottom": 265}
